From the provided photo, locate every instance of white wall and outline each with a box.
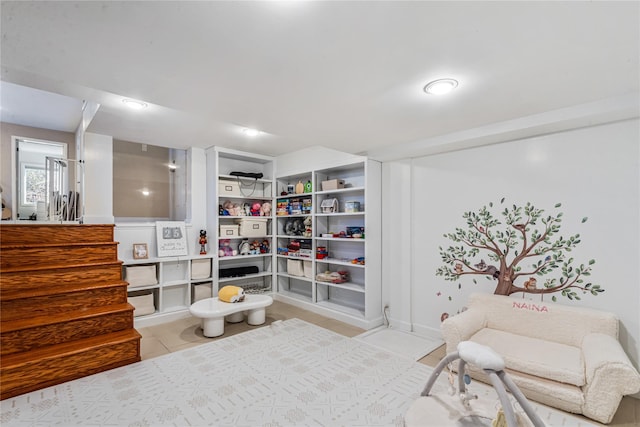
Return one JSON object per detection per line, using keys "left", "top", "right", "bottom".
{"left": 383, "top": 119, "right": 640, "bottom": 367}
{"left": 83, "top": 132, "right": 113, "bottom": 224}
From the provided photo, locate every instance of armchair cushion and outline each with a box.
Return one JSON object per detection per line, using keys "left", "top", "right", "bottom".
{"left": 470, "top": 328, "right": 584, "bottom": 386}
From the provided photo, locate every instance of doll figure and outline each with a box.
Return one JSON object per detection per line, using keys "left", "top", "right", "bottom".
{"left": 199, "top": 230, "right": 208, "bottom": 255}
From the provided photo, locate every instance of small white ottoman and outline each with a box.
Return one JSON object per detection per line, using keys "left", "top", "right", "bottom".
{"left": 189, "top": 294, "right": 273, "bottom": 337}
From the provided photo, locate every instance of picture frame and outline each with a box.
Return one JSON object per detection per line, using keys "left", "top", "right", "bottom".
{"left": 133, "top": 243, "right": 149, "bottom": 260}
{"left": 156, "top": 221, "right": 188, "bottom": 257}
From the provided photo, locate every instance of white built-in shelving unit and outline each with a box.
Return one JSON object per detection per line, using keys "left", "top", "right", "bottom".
{"left": 274, "top": 159, "right": 382, "bottom": 329}
{"left": 122, "top": 254, "right": 215, "bottom": 327}
{"left": 206, "top": 147, "right": 275, "bottom": 297}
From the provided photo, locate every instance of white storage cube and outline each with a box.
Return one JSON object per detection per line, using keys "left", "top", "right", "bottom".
{"left": 287, "top": 259, "right": 304, "bottom": 277}
{"left": 128, "top": 292, "right": 155, "bottom": 317}
{"left": 192, "top": 282, "right": 213, "bottom": 302}
{"left": 220, "top": 224, "right": 239, "bottom": 237}
{"left": 236, "top": 218, "right": 268, "bottom": 237}
{"left": 124, "top": 265, "right": 158, "bottom": 287}
{"left": 218, "top": 181, "right": 241, "bottom": 196}
{"left": 191, "top": 258, "right": 211, "bottom": 279}
{"left": 303, "top": 261, "right": 313, "bottom": 278}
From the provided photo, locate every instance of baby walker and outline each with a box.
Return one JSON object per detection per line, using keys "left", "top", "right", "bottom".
{"left": 404, "top": 341, "right": 546, "bottom": 427}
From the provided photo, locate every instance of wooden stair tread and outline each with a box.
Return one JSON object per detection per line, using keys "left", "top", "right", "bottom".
{"left": 1, "top": 329, "right": 141, "bottom": 368}
{"left": 1, "top": 242, "right": 118, "bottom": 250}
{"left": 0, "top": 280, "right": 129, "bottom": 301}
{"left": 1, "top": 303, "right": 134, "bottom": 333}
{"left": 0, "top": 260, "right": 123, "bottom": 274}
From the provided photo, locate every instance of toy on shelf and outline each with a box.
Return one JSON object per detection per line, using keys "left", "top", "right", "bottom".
{"left": 316, "top": 270, "right": 350, "bottom": 284}
{"left": 245, "top": 240, "right": 265, "bottom": 255}
{"left": 221, "top": 200, "right": 242, "bottom": 216}
{"left": 260, "top": 201, "right": 271, "bottom": 216}
{"left": 316, "top": 246, "right": 328, "bottom": 259}
{"left": 284, "top": 217, "right": 305, "bottom": 236}
{"left": 277, "top": 247, "right": 289, "bottom": 255}
{"left": 303, "top": 216, "right": 312, "bottom": 237}
{"left": 276, "top": 199, "right": 289, "bottom": 216}
{"left": 351, "top": 257, "right": 365, "bottom": 265}
{"left": 218, "top": 239, "right": 238, "bottom": 257}
{"left": 321, "top": 198, "right": 339, "bottom": 213}
{"left": 239, "top": 239, "right": 251, "bottom": 255}
{"left": 199, "top": 229, "right": 208, "bottom": 254}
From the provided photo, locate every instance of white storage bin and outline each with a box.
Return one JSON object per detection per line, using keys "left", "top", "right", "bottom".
{"left": 220, "top": 224, "right": 239, "bottom": 237}
{"left": 128, "top": 292, "right": 155, "bottom": 317}
{"left": 236, "top": 218, "right": 268, "bottom": 237}
{"left": 287, "top": 259, "right": 304, "bottom": 277}
{"left": 218, "top": 180, "right": 241, "bottom": 196}
{"left": 124, "top": 265, "right": 158, "bottom": 287}
{"left": 191, "top": 259, "right": 211, "bottom": 279}
{"left": 303, "top": 261, "right": 313, "bottom": 278}
{"left": 192, "top": 282, "right": 213, "bottom": 302}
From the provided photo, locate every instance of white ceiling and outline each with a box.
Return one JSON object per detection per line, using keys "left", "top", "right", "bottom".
{"left": 1, "top": 1, "right": 638, "bottom": 159}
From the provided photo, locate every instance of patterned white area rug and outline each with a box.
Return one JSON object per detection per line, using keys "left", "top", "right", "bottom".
{"left": 1, "top": 319, "right": 597, "bottom": 427}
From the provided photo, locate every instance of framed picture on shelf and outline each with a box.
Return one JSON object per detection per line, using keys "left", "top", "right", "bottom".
{"left": 156, "top": 221, "right": 189, "bottom": 257}
{"left": 133, "top": 243, "right": 149, "bottom": 259}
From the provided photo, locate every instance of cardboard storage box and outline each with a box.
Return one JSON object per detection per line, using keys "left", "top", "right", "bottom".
{"left": 220, "top": 224, "right": 239, "bottom": 237}
{"left": 236, "top": 218, "right": 268, "bottom": 237}
{"left": 191, "top": 259, "right": 211, "bottom": 279}
{"left": 218, "top": 180, "right": 241, "bottom": 196}
{"left": 321, "top": 179, "right": 345, "bottom": 191}
{"left": 124, "top": 265, "right": 158, "bottom": 287}
{"left": 128, "top": 292, "right": 156, "bottom": 317}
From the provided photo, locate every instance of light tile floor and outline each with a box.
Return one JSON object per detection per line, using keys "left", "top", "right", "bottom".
{"left": 138, "top": 300, "right": 639, "bottom": 427}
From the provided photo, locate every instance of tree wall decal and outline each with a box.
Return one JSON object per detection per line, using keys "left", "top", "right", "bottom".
{"left": 436, "top": 199, "right": 604, "bottom": 302}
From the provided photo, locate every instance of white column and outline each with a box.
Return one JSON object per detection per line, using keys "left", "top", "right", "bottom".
{"left": 83, "top": 132, "right": 113, "bottom": 223}
{"left": 381, "top": 160, "right": 413, "bottom": 331}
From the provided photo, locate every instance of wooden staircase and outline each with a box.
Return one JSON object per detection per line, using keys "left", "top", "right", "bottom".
{"left": 0, "top": 224, "right": 141, "bottom": 400}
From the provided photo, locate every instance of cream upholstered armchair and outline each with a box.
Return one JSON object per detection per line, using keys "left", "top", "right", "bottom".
{"left": 440, "top": 293, "right": 640, "bottom": 424}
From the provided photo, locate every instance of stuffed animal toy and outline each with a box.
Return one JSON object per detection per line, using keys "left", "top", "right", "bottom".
{"left": 251, "top": 202, "right": 261, "bottom": 216}
{"left": 218, "top": 239, "right": 238, "bottom": 257}
{"left": 303, "top": 216, "right": 312, "bottom": 237}
{"left": 218, "top": 285, "right": 245, "bottom": 303}
{"left": 260, "top": 201, "right": 271, "bottom": 216}
{"left": 222, "top": 200, "right": 242, "bottom": 216}
{"left": 238, "top": 239, "right": 251, "bottom": 255}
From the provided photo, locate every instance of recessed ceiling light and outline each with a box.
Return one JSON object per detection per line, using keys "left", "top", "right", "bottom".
{"left": 423, "top": 78, "right": 459, "bottom": 95}
{"left": 141, "top": 189, "right": 150, "bottom": 196}
{"left": 122, "top": 99, "right": 148, "bottom": 109}
{"left": 243, "top": 128, "right": 261, "bottom": 137}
